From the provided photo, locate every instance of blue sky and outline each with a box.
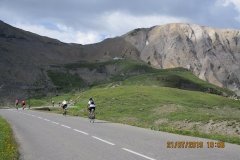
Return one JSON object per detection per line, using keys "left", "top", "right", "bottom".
{"left": 0, "top": 0, "right": 240, "bottom": 44}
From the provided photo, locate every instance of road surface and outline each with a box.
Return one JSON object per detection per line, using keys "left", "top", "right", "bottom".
{"left": 0, "top": 109, "right": 239, "bottom": 160}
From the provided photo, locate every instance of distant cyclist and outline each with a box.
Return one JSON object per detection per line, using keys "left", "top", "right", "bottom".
{"left": 52, "top": 100, "right": 55, "bottom": 107}
{"left": 88, "top": 98, "right": 96, "bottom": 122}
{"left": 61, "top": 100, "right": 68, "bottom": 115}
{"left": 88, "top": 98, "right": 96, "bottom": 113}
{"left": 21, "top": 100, "right": 26, "bottom": 110}
{"left": 15, "top": 99, "right": 19, "bottom": 110}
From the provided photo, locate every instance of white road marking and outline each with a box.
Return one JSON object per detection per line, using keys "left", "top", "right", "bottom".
{"left": 9, "top": 110, "right": 158, "bottom": 160}
{"left": 92, "top": 136, "right": 115, "bottom": 146}
{"left": 51, "top": 121, "right": 59, "bottom": 125}
{"left": 13, "top": 110, "right": 155, "bottom": 160}
{"left": 122, "top": 148, "right": 156, "bottom": 160}
{"left": 73, "top": 129, "right": 89, "bottom": 135}
{"left": 61, "top": 124, "right": 71, "bottom": 129}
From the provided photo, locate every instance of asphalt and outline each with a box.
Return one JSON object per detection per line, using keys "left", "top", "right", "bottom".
{"left": 0, "top": 109, "right": 239, "bottom": 160}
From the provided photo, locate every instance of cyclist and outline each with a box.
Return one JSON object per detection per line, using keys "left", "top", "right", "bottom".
{"left": 87, "top": 98, "right": 96, "bottom": 122}
{"left": 52, "top": 100, "right": 55, "bottom": 107}
{"left": 61, "top": 100, "right": 68, "bottom": 115}
{"left": 15, "top": 99, "right": 19, "bottom": 110}
{"left": 88, "top": 98, "right": 96, "bottom": 112}
{"left": 21, "top": 100, "right": 26, "bottom": 110}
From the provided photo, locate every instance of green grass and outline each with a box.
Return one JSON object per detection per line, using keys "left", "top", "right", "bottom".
{"left": 122, "top": 68, "right": 233, "bottom": 96}
{"left": 0, "top": 116, "right": 18, "bottom": 160}
{"left": 157, "top": 126, "right": 240, "bottom": 144}
{"left": 48, "top": 60, "right": 234, "bottom": 96}
{"left": 33, "top": 85, "right": 240, "bottom": 144}
{"left": 29, "top": 92, "right": 78, "bottom": 107}
{"left": 36, "top": 60, "right": 239, "bottom": 144}
{"left": 53, "top": 59, "right": 159, "bottom": 87}
{"left": 64, "top": 60, "right": 115, "bottom": 70}
{"left": 73, "top": 86, "right": 240, "bottom": 121}
{"left": 29, "top": 99, "right": 49, "bottom": 106}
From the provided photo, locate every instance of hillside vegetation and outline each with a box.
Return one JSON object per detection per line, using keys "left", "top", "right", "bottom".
{"left": 30, "top": 60, "right": 240, "bottom": 144}
{"left": 32, "top": 85, "right": 240, "bottom": 144}
{"left": 47, "top": 60, "right": 234, "bottom": 96}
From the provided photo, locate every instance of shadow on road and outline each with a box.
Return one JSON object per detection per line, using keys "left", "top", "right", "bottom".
{"left": 93, "top": 121, "right": 112, "bottom": 124}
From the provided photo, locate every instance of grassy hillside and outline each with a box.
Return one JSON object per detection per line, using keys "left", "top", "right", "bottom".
{"left": 75, "top": 86, "right": 240, "bottom": 121}
{"left": 48, "top": 60, "right": 234, "bottom": 96}
{"left": 47, "top": 71, "right": 86, "bottom": 91}
{"left": 32, "top": 60, "right": 240, "bottom": 144}
{"left": 33, "top": 85, "right": 240, "bottom": 144}
{"left": 121, "top": 68, "right": 233, "bottom": 95}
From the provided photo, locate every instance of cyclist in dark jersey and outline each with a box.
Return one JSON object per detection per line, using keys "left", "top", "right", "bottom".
{"left": 22, "top": 100, "right": 26, "bottom": 110}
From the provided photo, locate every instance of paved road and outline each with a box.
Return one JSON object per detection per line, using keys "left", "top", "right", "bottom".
{"left": 0, "top": 109, "right": 240, "bottom": 160}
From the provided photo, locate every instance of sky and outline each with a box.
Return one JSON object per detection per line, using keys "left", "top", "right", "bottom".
{"left": 0, "top": 0, "right": 240, "bottom": 44}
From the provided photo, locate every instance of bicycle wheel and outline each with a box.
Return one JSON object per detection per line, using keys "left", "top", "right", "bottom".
{"left": 89, "top": 109, "right": 95, "bottom": 123}
{"left": 63, "top": 109, "right": 67, "bottom": 116}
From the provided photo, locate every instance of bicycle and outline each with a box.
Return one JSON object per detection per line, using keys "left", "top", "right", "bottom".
{"left": 62, "top": 104, "right": 68, "bottom": 116}
{"left": 15, "top": 104, "right": 18, "bottom": 110}
{"left": 88, "top": 108, "right": 95, "bottom": 123}
{"left": 22, "top": 104, "right": 26, "bottom": 110}
{"left": 63, "top": 107, "right": 67, "bottom": 116}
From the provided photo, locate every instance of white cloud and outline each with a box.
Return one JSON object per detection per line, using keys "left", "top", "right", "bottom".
{"left": 75, "top": 32, "right": 102, "bottom": 44}
{"left": 1, "top": 0, "right": 240, "bottom": 42}
{"left": 15, "top": 22, "right": 102, "bottom": 44}
{"left": 221, "top": 0, "right": 240, "bottom": 8}
{"left": 12, "top": 12, "right": 189, "bottom": 44}
{"left": 101, "top": 11, "right": 190, "bottom": 36}
{"left": 218, "top": 0, "right": 240, "bottom": 22}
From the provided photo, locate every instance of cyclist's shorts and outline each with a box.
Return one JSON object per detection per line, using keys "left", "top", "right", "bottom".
{"left": 89, "top": 107, "right": 95, "bottom": 111}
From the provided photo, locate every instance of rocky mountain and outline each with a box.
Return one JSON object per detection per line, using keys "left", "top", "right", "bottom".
{"left": 0, "top": 21, "right": 240, "bottom": 103}
{"left": 0, "top": 20, "right": 139, "bottom": 102}
{"left": 123, "top": 23, "right": 240, "bottom": 95}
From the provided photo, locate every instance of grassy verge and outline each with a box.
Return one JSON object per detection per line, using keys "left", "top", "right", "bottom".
{"left": 32, "top": 85, "right": 240, "bottom": 145}
{"left": 0, "top": 116, "right": 18, "bottom": 160}
{"left": 157, "top": 126, "right": 240, "bottom": 144}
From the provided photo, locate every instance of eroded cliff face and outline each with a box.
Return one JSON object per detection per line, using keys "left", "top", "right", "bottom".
{"left": 123, "top": 23, "right": 240, "bottom": 94}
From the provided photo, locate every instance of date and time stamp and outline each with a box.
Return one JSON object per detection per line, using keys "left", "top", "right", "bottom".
{"left": 167, "top": 141, "right": 225, "bottom": 149}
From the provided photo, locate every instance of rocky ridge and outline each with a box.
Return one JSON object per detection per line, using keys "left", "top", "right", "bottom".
{"left": 123, "top": 23, "right": 240, "bottom": 95}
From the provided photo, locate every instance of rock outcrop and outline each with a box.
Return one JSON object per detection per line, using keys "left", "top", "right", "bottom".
{"left": 123, "top": 23, "right": 240, "bottom": 95}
